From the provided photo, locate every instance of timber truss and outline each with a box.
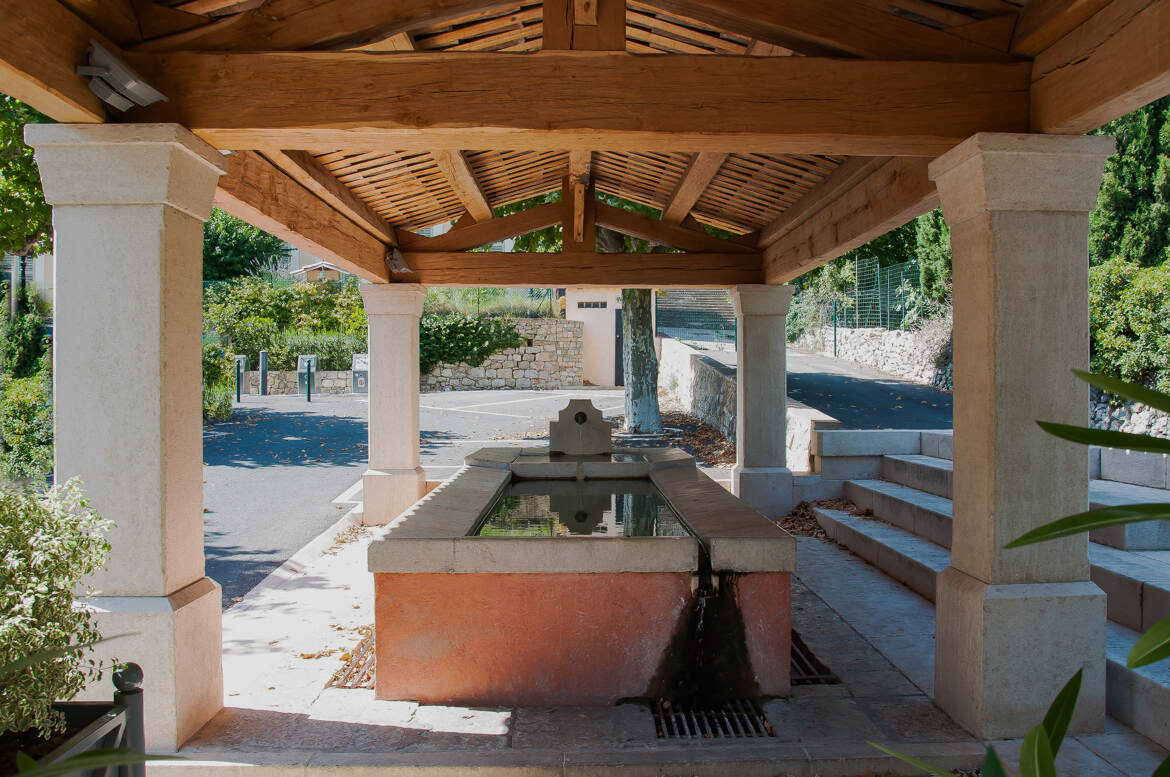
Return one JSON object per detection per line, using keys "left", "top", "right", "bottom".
{"left": 3, "top": 0, "right": 1168, "bottom": 287}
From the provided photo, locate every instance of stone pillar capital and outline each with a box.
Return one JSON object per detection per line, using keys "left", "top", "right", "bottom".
{"left": 731, "top": 284, "right": 795, "bottom": 318}
{"left": 26, "top": 123, "right": 227, "bottom": 221}
{"left": 360, "top": 283, "right": 427, "bottom": 317}
{"left": 929, "top": 132, "right": 1116, "bottom": 224}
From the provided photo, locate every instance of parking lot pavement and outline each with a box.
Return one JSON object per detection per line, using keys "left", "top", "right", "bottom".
{"left": 203, "top": 388, "right": 623, "bottom": 606}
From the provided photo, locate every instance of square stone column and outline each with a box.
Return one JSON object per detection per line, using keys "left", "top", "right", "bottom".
{"left": 26, "top": 123, "right": 228, "bottom": 750}
{"left": 730, "top": 284, "right": 795, "bottom": 518}
{"left": 360, "top": 283, "right": 427, "bottom": 525}
{"left": 929, "top": 133, "right": 1115, "bottom": 739}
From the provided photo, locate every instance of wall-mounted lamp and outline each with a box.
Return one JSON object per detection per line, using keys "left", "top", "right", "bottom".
{"left": 76, "top": 40, "right": 168, "bottom": 112}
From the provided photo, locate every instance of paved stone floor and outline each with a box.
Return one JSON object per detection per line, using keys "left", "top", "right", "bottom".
{"left": 161, "top": 513, "right": 1167, "bottom": 775}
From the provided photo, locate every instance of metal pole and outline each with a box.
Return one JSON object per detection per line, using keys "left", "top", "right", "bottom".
{"left": 259, "top": 350, "right": 268, "bottom": 396}
{"left": 306, "top": 360, "right": 312, "bottom": 403}
{"left": 113, "top": 663, "right": 145, "bottom": 777}
{"left": 235, "top": 360, "right": 242, "bottom": 403}
{"left": 832, "top": 299, "right": 838, "bottom": 357}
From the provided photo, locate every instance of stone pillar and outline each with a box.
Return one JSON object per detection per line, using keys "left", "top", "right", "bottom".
{"left": 27, "top": 124, "right": 228, "bottom": 750}
{"left": 730, "top": 284, "right": 795, "bottom": 518}
{"left": 929, "top": 133, "right": 1114, "bottom": 738}
{"left": 360, "top": 283, "right": 427, "bottom": 525}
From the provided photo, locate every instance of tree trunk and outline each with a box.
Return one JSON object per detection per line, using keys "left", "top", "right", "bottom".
{"left": 620, "top": 288, "right": 662, "bottom": 433}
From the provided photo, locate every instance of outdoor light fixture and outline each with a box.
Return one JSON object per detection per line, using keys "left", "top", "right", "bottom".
{"left": 76, "top": 40, "right": 168, "bottom": 112}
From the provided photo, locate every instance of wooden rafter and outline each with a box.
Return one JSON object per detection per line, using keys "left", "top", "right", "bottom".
{"left": 544, "top": 0, "right": 625, "bottom": 50}
{"left": 636, "top": 0, "right": 1017, "bottom": 60}
{"left": 402, "top": 251, "right": 763, "bottom": 287}
{"left": 398, "top": 201, "right": 563, "bottom": 251}
{"left": 763, "top": 157, "right": 937, "bottom": 283}
{"left": 128, "top": 53, "right": 1031, "bottom": 156}
{"left": 1030, "top": 0, "right": 1170, "bottom": 135}
{"left": 661, "top": 152, "right": 727, "bottom": 224}
{"left": 216, "top": 151, "right": 390, "bottom": 283}
{"left": 595, "top": 202, "right": 754, "bottom": 253}
{"left": 757, "top": 156, "right": 888, "bottom": 248}
{"left": 1011, "top": 0, "right": 1112, "bottom": 56}
{"left": 134, "top": 0, "right": 518, "bottom": 51}
{"left": 263, "top": 150, "right": 398, "bottom": 245}
{"left": 431, "top": 149, "right": 494, "bottom": 221}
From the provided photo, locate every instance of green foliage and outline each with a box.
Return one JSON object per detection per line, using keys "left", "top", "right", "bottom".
{"left": 201, "top": 344, "right": 234, "bottom": 422}
{"left": 202, "top": 209, "right": 291, "bottom": 281}
{"left": 493, "top": 191, "right": 563, "bottom": 252}
{"left": 1089, "top": 258, "right": 1170, "bottom": 390}
{"left": 914, "top": 208, "right": 952, "bottom": 302}
{"left": 1090, "top": 96, "right": 1170, "bottom": 268}
{"left": 0, "top": 479, "right": 110, "bottom": 736}
{"left": 425, "top": 288, "right": 553, "bottom": 318}
{"left": 266, "top": 330, "right": 367, "bottom": 371}
{"left": 0, "top": 289, "right": 50, "bottom": 378}
{"left": 0, "top": 96, "right": 52, "bottom": 258}
{"left": 0, "top": 357, "right": 52, "bottom": 481}
{"left": 418, "top": 314, "right": 524, "bottom": 374}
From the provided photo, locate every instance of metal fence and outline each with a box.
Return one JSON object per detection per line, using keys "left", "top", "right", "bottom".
{"left": 654, "top": 289, "right": 737, "bottom": 351}
{"left": 816, "top": 257, "right": 921, "bottom": 331}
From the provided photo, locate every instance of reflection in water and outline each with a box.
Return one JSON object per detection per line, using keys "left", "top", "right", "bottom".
{"left": 474, "top": 480, "right": 690, "bottom": 538}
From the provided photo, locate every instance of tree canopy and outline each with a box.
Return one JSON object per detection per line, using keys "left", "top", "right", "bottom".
{"left": 0, "top": 95, "right": 52, "bottom": 258}
{"left": 202, "top": 208, "right": 291, "bottom": 281}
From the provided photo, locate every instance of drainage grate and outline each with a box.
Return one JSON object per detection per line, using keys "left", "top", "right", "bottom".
{"left": 790, "top": 629, "right": 840, "bottom": 686}
{"left": 653, "top": 699, "right": 774, "bottom": 739}
{"left": 326, "top": 632, "right": 375, "bottom": 689}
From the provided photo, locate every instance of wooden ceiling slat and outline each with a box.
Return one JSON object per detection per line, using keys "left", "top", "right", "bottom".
{"left": 414, "top": 5, "right": 541, "bottom": 48}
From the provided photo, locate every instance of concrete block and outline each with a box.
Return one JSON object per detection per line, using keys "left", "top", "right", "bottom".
{"left": 1106, "top": 621, "right": 1170, "bottom": 749}
{"left": 1089, "top": 446, "right": 1102, "bottom": 480}
{"left": 1089, "top": 563, "right": 1144, "bottom": 631}
{"left": 792, "top": 474, "right": 845, "bottom": 502}
{"left": 843, "top": 479, "right": 953, "bottom": 548}
{"left": 367, "top": 538, "right": 456, "bottom": 573}
{"left": 814, "top": 429, "right": 922, "bottom": 457}
{"left": 1143, "top": 582, "right": 1170, "bottom": 632}
{"left": 935, "top": 568, "right": 1106, "bottom": 739}
{"left": 920, "top": 430, "right": 954, "bottom": 461}
{"left": 1101, "top": 449, "right": 1170, "bottom": 489}
{"left": 731, "top": 465, "right": 794, "bottom": 518}
{"left": 815, "top": 455, "right": 884, "bottom": 480}
{"left": 452, "top": 536, "right": 697, "bottom": 573}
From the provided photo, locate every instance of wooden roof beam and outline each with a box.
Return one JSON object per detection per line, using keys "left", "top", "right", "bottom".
{"left": 1010, "top": 0, "right": 1112, "bottom": 57}
{"left": 544, "top": 0, "right": 625, "bottom": 50}
{"left": 1030, "top": 0, "right": 1170, "bottom": 135}
{"left": 596, "top": 202, "right": 754, "bottom": 253}
{"left": 216, "top": 151, "right": 390, "bottom": 283}
{"left": 128, "top": 53, "right": 1031, "bottom": 156}
{"left": 763, "top": 157, "right": 937, "bottom": 284}
{"left": 637, "top": 0, "right": 1018, "bottom": 60}
{"left": 263, "top": 149, "right": 399, "bottom": 245}
{"left": 661, "top": 152, "right": 726, "bottom": 225}
{"left": 0, "top": 0, "right": 109, "bottom": 123}
{"left": 398, "top": 201, "right": 564, "bottom": 251}
{"left": 135, "top": 0, "right": 519, "bottom": 51}
{"left": 431, "top": 149, "right": 494, "bottom": 222}
{"left": 402, "top": 250, "right": 763, "bottom": 287}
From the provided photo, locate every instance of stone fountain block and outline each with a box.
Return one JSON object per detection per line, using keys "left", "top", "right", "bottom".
{"left": 549, "top": 399, "right": 612, "bottom": 456}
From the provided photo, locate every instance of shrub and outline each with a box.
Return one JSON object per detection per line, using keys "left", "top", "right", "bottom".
{"left": 268, "top": 330, "right": 366, "bottom": 371}
{"left": 1089, "top": 257, "right": 1170, "bottom": 391}
{"left": 201, "top": 344, "right": 235, "bottom": 422}
{"left": 0, "top": 291, "right": 49, "bottom": 379}
{"left": 419, "top": 314, "right": 524, "bottom": 374}
{"left": 0, "top": 360, "right": 52, "bottom": 482}
{"left": 0, "top": 479, "right": 111, "bottom": 736}
{"left": 202, "top": 383, "right": 233, "bottom": 422}
{"left": 221, "top": 316, "right": 278, "bottom": 370}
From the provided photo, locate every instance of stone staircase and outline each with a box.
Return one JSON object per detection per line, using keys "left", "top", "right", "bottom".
{"left": 812, "top": 445, "right": 1170, "bottom": 749}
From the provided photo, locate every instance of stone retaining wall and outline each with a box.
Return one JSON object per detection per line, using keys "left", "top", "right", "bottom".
{"left": 1091, "top": 388, "right": 1170, "bottom": 439}
{"left": 243, "top": 370, "right": 352, "bottom": 395}
{"left": 796, "top": 318, "right": 953, "bottom": 392}
{"left": 421, "top": 318, "right": 583, "bottom": 391}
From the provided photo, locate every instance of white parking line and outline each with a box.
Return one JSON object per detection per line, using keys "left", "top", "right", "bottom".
{"left": 418, "top": 405, "right": 529, "bottom": 419}
{"left": 454, "top": 392, "right": 620, "bottom": 411}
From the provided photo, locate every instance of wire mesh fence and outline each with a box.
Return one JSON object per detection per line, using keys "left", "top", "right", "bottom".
{"left": 792, "top": 257, "right": 923, "bottom": 333}
{"left": 654, "top": 289, "right": 737, "bottom": 351}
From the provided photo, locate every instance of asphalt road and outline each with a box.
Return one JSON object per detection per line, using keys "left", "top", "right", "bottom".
{"left": 203, "top": 352, "right": 952, "bottom": 607}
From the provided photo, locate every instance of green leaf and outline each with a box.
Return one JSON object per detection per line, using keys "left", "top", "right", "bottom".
{"left": 981, "top": 746, "right": 1009, "bottom": 777}
{"left": 16, "top": 752, "right": 38, "bottom": 771}
{"left": 14, "top": 750, "right": 176, "bottom": 777}
{"left": 1042, "top": 670, "right": 1082, "bottom": 756}
{"left": 1005, "top": 504, "right": 1170, "bottom": 548}
{"left": 1036, "top": 421, "right": 1170, "bottom": 455}
{"left": 1129, "top": 613, "right": 1170, "bottom": 669}
{"left": 866, "top": 741, "right": 952, "bottom": 776}
{"left": 1072, "top": 370, "right": 1170, "bottom": 415}
{"left": 1020, "top": 725, "right": 1057, "bottom": 777}
{"left": 1150, "top": 752, "right": 1170, "bottom": 777}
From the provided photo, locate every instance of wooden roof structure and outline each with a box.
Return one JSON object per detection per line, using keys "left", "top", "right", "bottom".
{"left": 2, "top": 0, "right": 1167, "bottom": 287}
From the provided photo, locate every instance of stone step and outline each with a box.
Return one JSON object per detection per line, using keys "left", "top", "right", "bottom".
{"left": 1089, "top": 479, "right": 1170, "bottom": 550}
{"left": 1107, "top": 621, "right": 1170, "bottom": 749}
{"left": 1089, "top": 544, "right": 1170, "bottom": 633}
{"left": 843, "top": 479, "right": 953, "bottom": 549}
{"left": 880, "top": 454, "right": 953, "bottom": 499}
{"left": 815, "top": 504, "right": 1170, "bottom": 752}
{"left": 812, "top": 507, "right": 949, "bottom": 602}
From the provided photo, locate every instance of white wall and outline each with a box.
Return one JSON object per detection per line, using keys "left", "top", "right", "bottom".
{"left": 565, "top": 287, "right": 621, "bottom": 387}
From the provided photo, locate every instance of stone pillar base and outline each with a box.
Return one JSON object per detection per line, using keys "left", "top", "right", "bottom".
{"left": 934, "top": 566, "right": 1106, "bottom": 739}
{"left": 361, "top": 467, "right": 426, "bottom": 526}
{"left": 732, "top": 465, "right": 794, "bottom": 518}
{"left": 76, "top": 578, "right": 223, "bottom": 751}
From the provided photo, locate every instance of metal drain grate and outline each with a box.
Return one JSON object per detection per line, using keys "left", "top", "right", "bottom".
{"left": 653, "top": 699, "right": 774, "bottom": 739}
{"left": 326, "top": 632, "right": 375, "bottom": 689}
{"left": 790, "top": 629, "right": 840, "bottom": 686}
